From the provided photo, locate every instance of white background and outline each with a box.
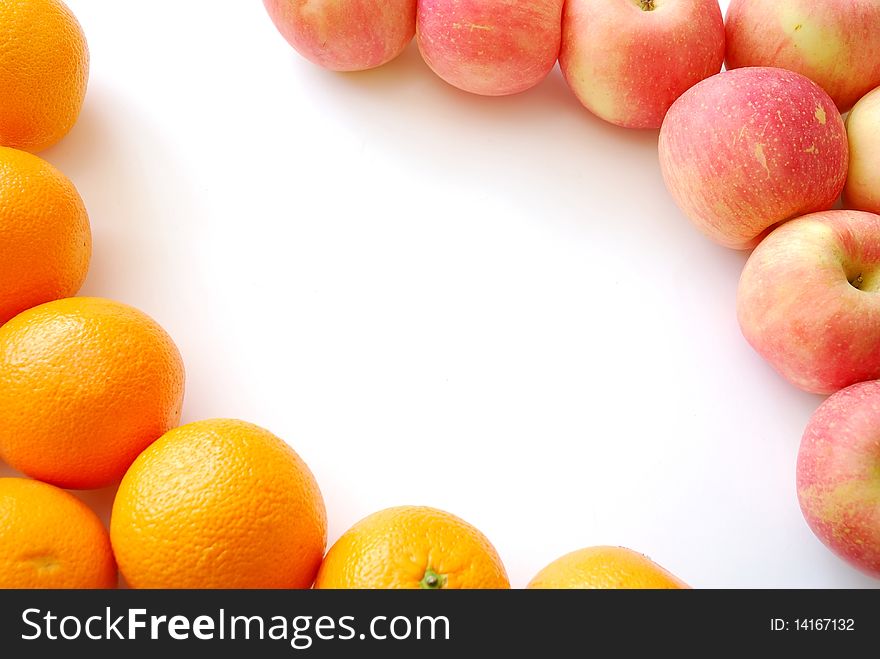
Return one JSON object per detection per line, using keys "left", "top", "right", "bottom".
{"left": 1, "top": 0, "right": 876, "bottom": 588}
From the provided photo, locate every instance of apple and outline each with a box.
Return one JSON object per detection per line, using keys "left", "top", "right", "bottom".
{"left": 559, "top": 0, "right": 724, "bottom": 130}
{"left": 844, "top": 85, "right": 880, "bottom": 214}
{"left": 659, "top": 67, "right": 848, "bottom": 249}
{"left": 416, "top": 0, "right": 564, "bottom": 96}
{"left": 725, "top": 0, "right": 880, "bottom": 113}
{"left": 262, "top": 0, "right": 417, "bottom": 72}
{"left": 737, "top": 210, "right": 880, "bottom": 395}
{"left": 797, "top": 380, "right": 880, "bottom": 578}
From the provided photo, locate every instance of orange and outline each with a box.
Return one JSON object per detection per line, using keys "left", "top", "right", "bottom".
{"left": 110, "top": 419, "right": 327, "bottom": 589}
{"left": 527, "top": 546, "right": 690, "bottom": 589}
{"left": 0, "top": 0, "right": 89, "bottom": 151}
{"left": 0, "top": 297, "right": 185, "bottom": 489}
{"left": 315, "top": 506, "right": 510, "bottom": 589}
{"left": 0, "top": 146, "right": 91, "bottom": 325}
{"left": 0, "top": 478, "right": 116, "bottom": 588}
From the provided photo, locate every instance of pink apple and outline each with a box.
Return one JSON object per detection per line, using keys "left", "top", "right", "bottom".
{"left": 416, "top": 0, "right": 564, "bottom": 96}
{"left": 659, "top": 67, "right": 848, "bottom": 249}
{"left": 560, "top": 0, "right": 724, "bottom": 130}
{"left": 737, "top": 210, "right": 880, "bottom": 395}
{"left": 725, "top": 0, "right": 880, "bottom": 113}
{"left": 263, "top": 0, "right": 417, "bottom": 72}
{"left": 797, "top": 380, "right": 880, "bottom": 578}
{"left": 844, "top": 85, "right": 880, "bottom": 213}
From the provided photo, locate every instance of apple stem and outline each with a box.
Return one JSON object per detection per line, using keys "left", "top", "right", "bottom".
{"left": 640, "top": 0, "right": 656, "bottom": 10}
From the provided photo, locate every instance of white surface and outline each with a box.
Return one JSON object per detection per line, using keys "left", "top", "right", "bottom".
{"left": 2, "top": 0, "right": 877, "bottom": 588}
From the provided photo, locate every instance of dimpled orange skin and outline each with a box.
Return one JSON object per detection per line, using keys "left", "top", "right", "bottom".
{"left": 111, "top": 419, "right": 327, "bottom": 589}
{"left": 0, "top": 0, "right": 89, "bottom": 151}
{"left": 314, "top": 506, "right": 510, "bottom": 589}
{"left": 527, "top": 546, "right": 690, "bottom": 589}
{"left": 0, "top": 297, "right": 185, "bottom": 489}
{"left": 0, "top": 478, "right": 116, "bottom": 588}
{"left": 0, "top": 147, "right": 91, "bottom": 325}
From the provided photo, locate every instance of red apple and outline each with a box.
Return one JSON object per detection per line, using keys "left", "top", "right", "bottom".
{"left": 737, "top": 210, "right": 880, "bottom": 395}
{"left": 659, "top": 67, "right": 847, "bottom": 249}
{"left": 416, "top": 0, "right": 564, "bottom": 96}
{"left": 560, "top": 0, "right": 724, "bottom": 130}
{"left": 725, "top": 0, "right": 880, "bottom": 113}
{"left": 844, "top": 85, "right": 880, "bottom": 214}
{"left": 263, "top": 0, "right": 416, "bottom": 72}
{"left": 797, "top": 380, "right": 880, "bottom": 578}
